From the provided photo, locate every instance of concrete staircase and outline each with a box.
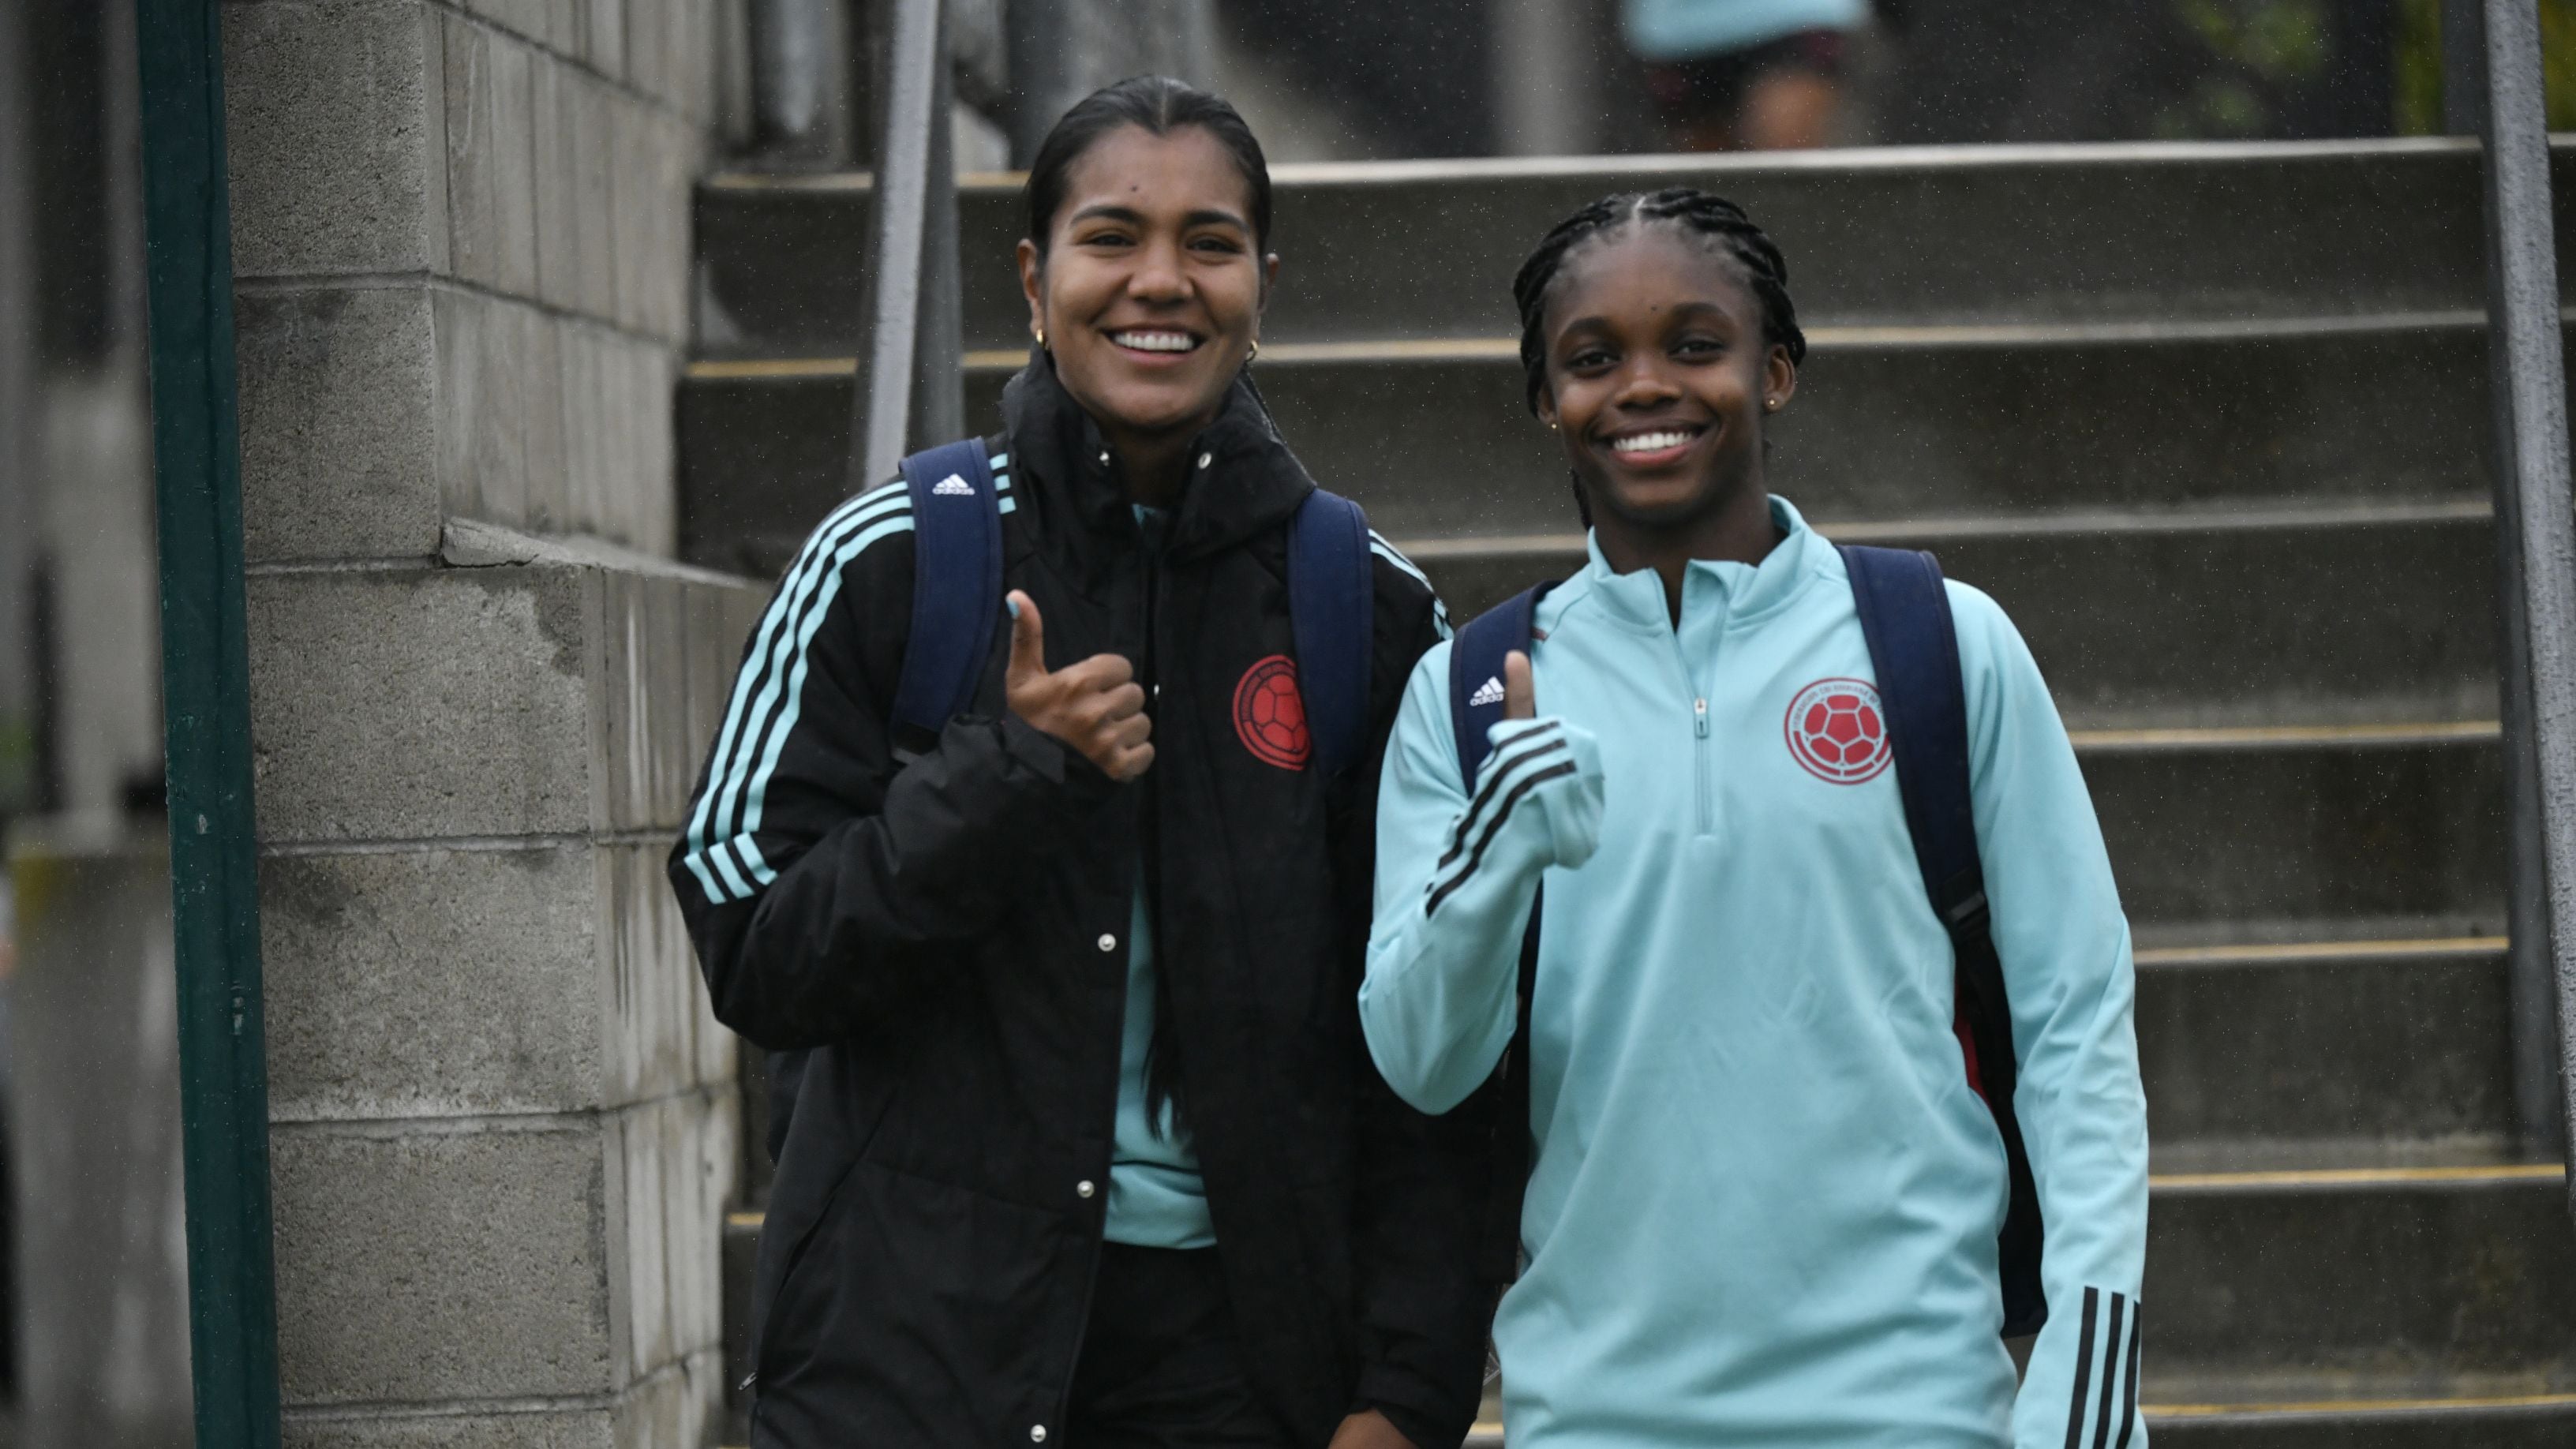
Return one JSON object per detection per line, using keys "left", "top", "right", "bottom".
{"left": 684, "top": 138, "right": 2576, "bottom": 1443}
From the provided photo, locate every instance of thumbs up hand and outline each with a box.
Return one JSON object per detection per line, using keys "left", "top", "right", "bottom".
{"left": 1502, "top": 650, "right": 1536, "bottom": 721}
{"left": 1004, "top": 591, "right": 1155, "bottom": 781}
{"left": 1479, "top": 648, "right": 1603, "bottom": 874}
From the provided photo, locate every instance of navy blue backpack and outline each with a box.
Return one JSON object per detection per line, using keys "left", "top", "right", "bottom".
{"left": 1448, "top": 545, "right": 2047, "bottom": 1339}
{"left": 882, "top": 437, "right": 1376, "bottom": 769}
{"left": 765, "top": 439, "right": 1380, "bottom": 1163}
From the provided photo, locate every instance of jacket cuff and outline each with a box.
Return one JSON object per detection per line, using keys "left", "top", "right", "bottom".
{"left": 1356, "top": 1362, "right": 1474, "bottom": 1449}
{"left": 992, "top": 712, "right": 1117, "bottom": 797}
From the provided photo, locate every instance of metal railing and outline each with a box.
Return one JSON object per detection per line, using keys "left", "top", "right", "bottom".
{"left": 2469, "top": 0, "right": 2576, "bottom": 1185}
{"left": 133, "top": 0, "right": 283, "bottom": 1443}
{"left": 852, "top": 0, "right": 964, "bottom": 490}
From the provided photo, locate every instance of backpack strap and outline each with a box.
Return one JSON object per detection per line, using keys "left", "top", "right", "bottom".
{"left": 1449, "top": 584, "right": 1551, "bottom": 792}
{"left": 1288, "top": 489, "right": 1374, "bottom": 779}
{"left": 1839, "top": 543, "right": 2048, "bottom": 1338}
{"left": 1447, "top": 583, "right": 1556, "bottom": 1282}
{"left": 889, "top": 440, "right": 1002, "bottom": 750}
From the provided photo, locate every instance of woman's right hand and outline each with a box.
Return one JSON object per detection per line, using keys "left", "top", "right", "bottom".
{"left": 1502, "top": 648, "right": 1536, "bottom": 721}
{"left": 1004, "top": 590, "right": 1155, "bottom": 781}
{"left": 1490, "top": 648, "right": 1604, "bottom": 871}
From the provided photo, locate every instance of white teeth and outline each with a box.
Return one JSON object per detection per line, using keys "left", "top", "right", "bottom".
{"left": 1612, "top": 429, "right": 1695, "bottom": 454}
{"left": 1110, "top": 331, "right": 1197, "bottom": 353}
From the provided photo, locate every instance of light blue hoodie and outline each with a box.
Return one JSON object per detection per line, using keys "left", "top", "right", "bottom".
{"left": 1625, "top": 0, "right": 1870, "bottom": 62}
{"left": 1361, "top": 499, "right": 2150, "bottom": 1448}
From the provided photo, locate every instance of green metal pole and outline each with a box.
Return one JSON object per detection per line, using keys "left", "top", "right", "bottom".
{"left": 133, "top": 2, "right": 283, "bottom": 1445}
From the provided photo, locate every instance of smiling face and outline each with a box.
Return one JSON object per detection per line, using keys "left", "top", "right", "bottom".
{"left": 1533, "top": 224, "right": 1796, "bottom": 530}
{"left": 1017, "top": 124, "right": 1275, "bottom": 461}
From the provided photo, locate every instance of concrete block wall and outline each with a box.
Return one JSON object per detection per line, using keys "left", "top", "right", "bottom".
{"left": 221, "top": 1, "right": 759, "bottom": 1443}
{"left": 225, "top": 0, "right": 738, "bottom": 559}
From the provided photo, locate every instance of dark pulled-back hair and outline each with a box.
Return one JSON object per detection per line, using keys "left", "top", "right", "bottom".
{"left": 1023, "top": 76, "right": 1274, "bottom": 256}
{"left": 1511, "top": 188, "right": 1807, "bottom": 414}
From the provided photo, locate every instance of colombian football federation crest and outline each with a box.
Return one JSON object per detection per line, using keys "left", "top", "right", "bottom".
{"left": 1784, "top": 677, "right": 1893, "bottom": 784}
{"left": 1233, "top": 654, "right": 1311, "bottom": 769}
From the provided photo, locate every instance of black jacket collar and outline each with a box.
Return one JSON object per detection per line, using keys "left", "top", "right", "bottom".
{"left": 1000, "top": 348, "right": 1316, "bottom": 563}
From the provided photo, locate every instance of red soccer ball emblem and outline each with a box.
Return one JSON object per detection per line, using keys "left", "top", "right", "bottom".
{"left": 1784, "top": 677, "right": 1892, "bottom": 784}
{"left": 1233, "top": 655, "right": 1311, "bottom": 769}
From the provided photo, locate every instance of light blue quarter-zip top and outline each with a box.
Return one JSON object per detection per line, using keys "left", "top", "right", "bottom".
{"left": 1106, "top": 875, "right": 1216, "bottom": 1249}
{"left": 1361, "top": 498, "right": 2150, "bottom": 1449}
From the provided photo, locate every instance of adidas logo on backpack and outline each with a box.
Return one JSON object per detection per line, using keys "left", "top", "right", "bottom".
{"left": 931, "top": 474, "right": 974, "bottom": 497}
{"left": 1468, "top": 676, "right": 1506, "bottom": 707}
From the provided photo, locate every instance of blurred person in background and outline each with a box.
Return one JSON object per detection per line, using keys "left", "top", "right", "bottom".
{"left": 1627, "top": 0, "right": 1885, "bottom": 149}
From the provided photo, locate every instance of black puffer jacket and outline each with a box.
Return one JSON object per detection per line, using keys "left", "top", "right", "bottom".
{"left": 669, "top": 356, "right": 1494, "bottom": 1448}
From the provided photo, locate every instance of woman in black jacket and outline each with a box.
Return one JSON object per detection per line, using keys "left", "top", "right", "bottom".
{"left": 670, "top": 77, "right": 1494, "bottom": 1449}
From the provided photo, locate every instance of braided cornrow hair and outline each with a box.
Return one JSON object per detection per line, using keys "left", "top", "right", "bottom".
{"left": 1510, "top": 187, "right": 1807, "bottom": 416}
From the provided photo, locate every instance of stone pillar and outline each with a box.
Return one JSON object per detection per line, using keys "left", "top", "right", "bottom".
{"left": 219, "top": 2, "right": 760, "bottom": 1443}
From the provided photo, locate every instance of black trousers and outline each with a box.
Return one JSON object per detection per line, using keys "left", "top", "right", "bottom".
{"left": 1066, "top": 1243, "right": 1301, "bottom": 1449}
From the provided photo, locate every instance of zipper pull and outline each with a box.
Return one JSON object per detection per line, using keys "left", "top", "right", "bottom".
{"left": 1694, "top": 697, "right": 1709, "bottom": 738}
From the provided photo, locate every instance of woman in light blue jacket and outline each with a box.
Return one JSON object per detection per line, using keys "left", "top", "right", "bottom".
{"left": 1627, "top": 0, "right": 1873, "bottom": 148}
{"left": 1360, "top": 189, "right": 2151, "bottom": 1448}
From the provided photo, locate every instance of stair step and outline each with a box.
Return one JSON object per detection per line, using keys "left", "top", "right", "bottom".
{"left": 2149, "top": 1163, "right": 2573, "bottom": 1380}
{"left": 2147, "top": 1392, "right": 2576, "bottom": 1447}
{"left": 994, "top": 319, "right": 2499, "bottom": 537}
{"left": 721, "top": 936, "right": 2515, "bottom": 1186}
{"left": 2080, "top": 729, "right": 2500, "bottom": 928}
{"left": 2074, "top": 721, "right": 2497, "bottom": 753}
{"left": 691, "top": 734, "right": 2507, "bottom": 993}
{"left": 729, "top": 1392, "right": 2576, "bottom": 1449}
{"left": 1457, "top": 1394, "right": 2576, "bottom": 1447}
{"left": 675, "top": 394, "right": 2504, "bottom": 729}
{"left": 717, "top": 1165, "right": 2574, "bottom": 1418}
{"left": 1406, "top": 509, "right": 2503, "bottom": 725}
{"left": 2150, "top": 1163, "right": 2562, "bottom": 1189}
{"left": 680, "top": 314, "right": 2514, "bottom": 567}
{"left": 693, "top": 140, "right": 2576, "bottom": 354}
{"left": 676, "top": 339, "right": 2504, "bottom": 724}
{"left": 721, "top": 934, "right": 2518, "bottom": 1189}
{"left": 2138, "top": 938, "right": 2511, "bottom": 1151}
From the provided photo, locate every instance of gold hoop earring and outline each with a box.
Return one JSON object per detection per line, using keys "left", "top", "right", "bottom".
{"left": 1247, "top": 339, "right": 1260, "bottom": 361}
{"left": 1034, "top": 326, "right": 1046, "bottom": 349}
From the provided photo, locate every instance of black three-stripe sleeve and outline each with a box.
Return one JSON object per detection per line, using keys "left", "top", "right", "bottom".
{"left": 1424, "top": 722, "right": 1567, "bottom": 915}
{"left": 2091, "top": 1295, "right": 2126, "bottom": 1449}
{"left": 2064, "top": 1287, "right": 2144, "bottom": 1449}
{"left": 1435, "top": 724, "right": 1567, "bottom": 874}
{"left": 1424, "top": 758, "right": 1579, "bottom": 917}
{"left": 2063, "top": 1287, "right": 2099, "bottom": 1449}
{"left": 2114, "top": 1307, "right": 2143, "bottom": 1448}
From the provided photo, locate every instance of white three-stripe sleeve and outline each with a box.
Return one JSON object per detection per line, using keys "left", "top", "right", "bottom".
{"left": 1369, "top": 530, "right": 1452, "bottom": 639}
{"left": 679, "top": 482, "right": 914, "bottom": 905}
